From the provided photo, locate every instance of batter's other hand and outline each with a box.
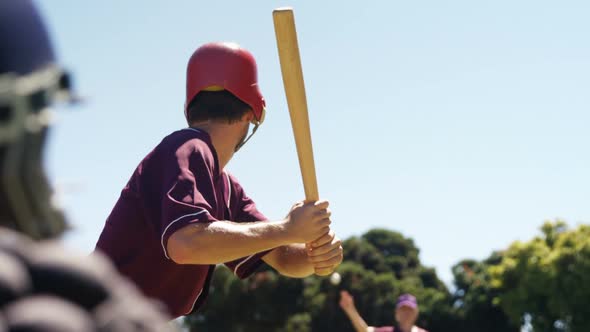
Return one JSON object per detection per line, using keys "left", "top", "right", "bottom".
{"left": 282, "top": 200, "right": 331, "bottom": 243}
{"left": 307, "top": 230, "right": 343, "bottom": 276}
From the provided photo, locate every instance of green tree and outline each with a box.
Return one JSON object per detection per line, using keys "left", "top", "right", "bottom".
{"left": 489, "top": 221, "right": 590, "bottom": 332}
{"left": 184, "top": 265, "right": 306, "bottom": 331}
{"left": 333, "top": 229, "right": 454, "bottom": 331}
{"left": 283, "top": 313, "right": 311, "bottom": 332}
{"left": 184, "top": 229, "right": 454, "bottom": 331}
{"left": 451, "top": 255, "right": 519, "bottom": 332}
{"left": 184, "top": 222, "right": 590, "bottom": 331}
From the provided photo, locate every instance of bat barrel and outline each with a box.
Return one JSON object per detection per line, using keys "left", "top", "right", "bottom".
{"left": 273, "top": 8, "right": 320, "bottom": 202}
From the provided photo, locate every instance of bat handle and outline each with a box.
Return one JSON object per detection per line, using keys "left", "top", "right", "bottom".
{"left": 305, "top": 198, "right": 332, "bottom": 276}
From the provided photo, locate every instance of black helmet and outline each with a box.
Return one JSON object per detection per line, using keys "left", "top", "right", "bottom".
{"left": 0, "top": 4, "right": 176, "bottom": 331}
{"left": 0, "top": 0, "right": 74, "bottom": 239}
{"left": 0, "top": 0, "right": 56, "bottom": 75}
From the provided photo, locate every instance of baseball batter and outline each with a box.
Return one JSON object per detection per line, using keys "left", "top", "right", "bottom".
{"left": 95, "top": 42, "right": 343, "bottom": 318}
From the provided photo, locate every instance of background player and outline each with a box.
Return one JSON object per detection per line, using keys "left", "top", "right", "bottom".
{"left": 339, "top": 291, "right": 429, "bottom": 332}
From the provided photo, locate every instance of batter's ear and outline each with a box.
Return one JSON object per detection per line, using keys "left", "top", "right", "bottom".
{"left": 241, "top": 110, "right": 255, "bottom": 122}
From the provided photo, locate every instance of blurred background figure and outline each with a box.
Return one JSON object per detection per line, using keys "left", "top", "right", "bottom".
{"left": 0, "top": 0, "right": 71, "bottom": 239}
{"left": 0, "top": 0, "right": 174, "bottom": 330}
{"left": 340, "top": 290, "right": 428, "bottom": 332}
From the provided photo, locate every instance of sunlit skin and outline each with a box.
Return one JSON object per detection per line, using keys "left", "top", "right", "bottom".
{"left": 395, "top": 305, "right": 419, "bottom": 332}
{"left": 191, "top": 111, "right": 255, "bottom": 170}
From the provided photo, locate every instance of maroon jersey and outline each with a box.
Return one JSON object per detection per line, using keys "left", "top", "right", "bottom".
{"left": 96, "top": 128, "right": 270, "bottom": 318}
{"left": 369, "top": 327, "right": 428, "bottom": 332}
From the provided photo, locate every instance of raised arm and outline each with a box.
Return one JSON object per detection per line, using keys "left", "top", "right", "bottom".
{"left": 340, "top": 290, "right": 370, "bottom": 332}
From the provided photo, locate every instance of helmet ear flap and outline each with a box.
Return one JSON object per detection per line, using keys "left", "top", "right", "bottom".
{"left": 234, "top": 120, "right": 260, "bottom": 153}
{"left": 254, "top": 108, "right": 266, "bottom": 125}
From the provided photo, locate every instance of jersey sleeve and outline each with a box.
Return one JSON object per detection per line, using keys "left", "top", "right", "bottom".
{"left": 369, "top": 327, "right": 395, "bottom": 332}
{"left": 159, "top": 142, "right": 219, "bottom": 260}
{"left": 223, "top": 173, "right": 273, "bottom": 278}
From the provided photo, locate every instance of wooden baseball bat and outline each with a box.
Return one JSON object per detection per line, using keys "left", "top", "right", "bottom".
{"left": 274, "top": 8, "right": 333, "bottom": 276}
{"left": 273, "top": 7, "right": 319, "bottom": 203}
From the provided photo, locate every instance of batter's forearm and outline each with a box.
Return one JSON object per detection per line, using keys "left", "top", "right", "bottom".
{"left": 167, "top": 220, "right": 290, "bottom": 264}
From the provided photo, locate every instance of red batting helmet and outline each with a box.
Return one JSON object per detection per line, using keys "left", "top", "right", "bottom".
{"left": 185, "top": 42, "right": 266, "bottom": 123}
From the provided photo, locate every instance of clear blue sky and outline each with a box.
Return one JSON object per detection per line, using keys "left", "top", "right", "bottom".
{"left": 39, "top": 1, "right": 590, "bottom": 284}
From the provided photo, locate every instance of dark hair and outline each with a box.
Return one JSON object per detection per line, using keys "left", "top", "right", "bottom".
{"left": 186, "top": 90, "right": 252, "bottom": 124}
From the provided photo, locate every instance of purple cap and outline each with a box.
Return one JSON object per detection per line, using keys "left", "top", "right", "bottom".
{"left": 396, "top": 294, "right": 418, "bottom": 310}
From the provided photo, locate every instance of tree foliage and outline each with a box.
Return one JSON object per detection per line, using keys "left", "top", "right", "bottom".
{"left": 184, "top": 229, "right": 454, "bottom": 331}
{"left": 489, "top": 221, "right": 590, "bottom": 332}
{"left": 451, "top": 254, "right": 519, "bottom": 332}
{"left": 184, "top": 222, "right": 589, "bottom": 332}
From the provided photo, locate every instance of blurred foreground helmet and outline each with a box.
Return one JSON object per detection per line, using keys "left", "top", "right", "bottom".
{"left": 0, "top": 0, "right": 75, "bottom": 239}
{"left": 0, "top": 1, "right": 176, "bottom": 330}
{"left": 0, "top": 227, "right": 175, "bottom": 331}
